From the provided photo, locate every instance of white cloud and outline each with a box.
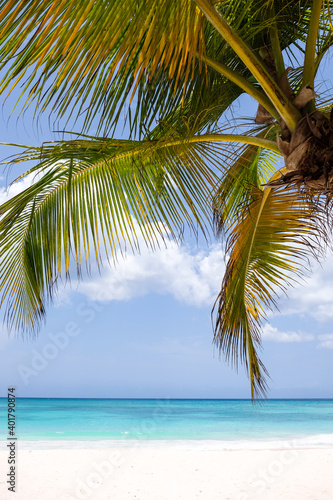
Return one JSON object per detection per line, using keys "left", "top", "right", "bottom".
{"left": 76, "top": 242, "right": 225, "bottom": 307}
{"left": 0, "top": 174, "right": 34, "bottom": 205}
{"left": 0, "top": 172, "right": 40, "bottom": 204}
{"left": 1, "top": 167, "right": 225, "bottom": 309}
{"left": 270, "top": 253, "right": 333, "bottom": 322}
{"left": 262, "top": 324, "right": 314, "bottom": 343}
{"left": 317, "top": 333, "right": 333, "bottom": 350}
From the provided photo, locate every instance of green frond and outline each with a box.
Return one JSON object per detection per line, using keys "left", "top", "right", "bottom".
{"left": 213, "top": 125, "right": 281, "bottom": 234}
{"left": 213, "top": 184, "right": 329, "bottom": 399}
{"left": 2, "top": 130, "right": 258, "bottom": 333}
{"left": 0, "top": 0, "right": 205, "bottom": 135}
{"left": 0, "top": 0, "right": 332, "bottom": 135}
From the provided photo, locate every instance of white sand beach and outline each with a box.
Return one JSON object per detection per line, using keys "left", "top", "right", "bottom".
{"left": 1, "top": 443, "right": 333, "bottom": 500}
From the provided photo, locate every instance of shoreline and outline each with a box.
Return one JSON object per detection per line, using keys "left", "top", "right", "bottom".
{"left": 1, "top": 432, "right": 333, "bottom": 450}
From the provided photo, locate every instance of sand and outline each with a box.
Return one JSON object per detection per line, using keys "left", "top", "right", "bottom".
{"left": 1, "top": 443, "right": 333, "bottom": 500}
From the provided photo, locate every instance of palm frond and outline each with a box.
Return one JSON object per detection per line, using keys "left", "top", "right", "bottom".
{"left": 213, "top": 124, "right": 281, "bottom": 234}
{"left": 213, "top": 184, "right": 329, "bottom": 398}
{"left": 0, "top": 0, "right": 205, "bottom": 135}
{"left": 1, "top": 130, "right": 247, "bottom": 333}
{"left": 0, "top": 0, "right": 332, "bottom": 135}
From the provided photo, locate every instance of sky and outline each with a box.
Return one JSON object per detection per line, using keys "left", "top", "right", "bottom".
{"left": 0, "top": 55, "right": 333, "bottom": 400}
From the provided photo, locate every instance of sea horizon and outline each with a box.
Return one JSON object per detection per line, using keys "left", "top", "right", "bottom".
{"left": 1, "top": 396, "right": 333, "bottom": 400}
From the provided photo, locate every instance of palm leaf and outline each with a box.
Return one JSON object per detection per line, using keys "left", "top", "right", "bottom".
{"left": 213, "top": 124, "right": 281, "bottom": 233}
{"left": 213, "top": 183, "right": 329, "bottom": 398}
{"left": 1, "top": 130, "right": 241, "bottom": 332}
{"left": 0, "top": 0, "right": 205, "bottom": 135}
{"left": 0, "top": 0, "right": 332, "bottom": 135}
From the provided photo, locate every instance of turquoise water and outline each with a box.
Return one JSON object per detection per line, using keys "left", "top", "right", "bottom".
{"left": 0, "top": 398, "right": 332, "bottom": 443}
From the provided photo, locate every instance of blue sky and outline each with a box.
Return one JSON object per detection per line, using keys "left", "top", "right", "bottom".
{"left": 0, "top": 60, "right": 333, "bottom": 399}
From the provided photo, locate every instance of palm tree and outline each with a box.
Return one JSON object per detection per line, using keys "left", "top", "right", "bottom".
{"left": 0, "top": 0, "right": 332, "bottom": 397}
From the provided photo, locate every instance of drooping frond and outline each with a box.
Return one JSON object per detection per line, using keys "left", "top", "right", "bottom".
{"left": 213, "top": 184, "right": 330, "bottom": 398}
{"left": 2, "top": 128, "right": 269, "bottom": 333}
{"left": 141, "top": 0, "right": 325, "bottom": 136}
{"left": 0, "top": 0, "right": 205, "bottom": 135}
{"left": 0, "top": 0, "right": 332, "bottom": 135}
{"left": 213, "top": 124, "right": 281, "bottom": 233}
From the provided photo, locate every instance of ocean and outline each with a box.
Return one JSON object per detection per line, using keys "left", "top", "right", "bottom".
{"left": 1, "top": 398, "right": 333, "bottom": 448}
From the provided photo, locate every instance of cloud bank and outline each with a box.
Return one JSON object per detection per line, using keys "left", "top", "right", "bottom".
{"left": 76, "top": 242, "right": 225, "bottom": 307}
{"left": 317, "top": 334, "right": 333, "bottom": 350}
{"left": 0, "top": 172, "right": 40, "bottom": 205}
{"left": 272, "top": 253, "right": 333, "bottom": 321}
{"left": 262, "top": 324, "right": 314, "bottom": 343}
{"left": 1, "top": 167, "right": 226, "bottom": 308}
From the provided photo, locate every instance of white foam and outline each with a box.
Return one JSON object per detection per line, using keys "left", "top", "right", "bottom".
{"left": 2, "top": 434, "right": 333, "bottom": 451}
